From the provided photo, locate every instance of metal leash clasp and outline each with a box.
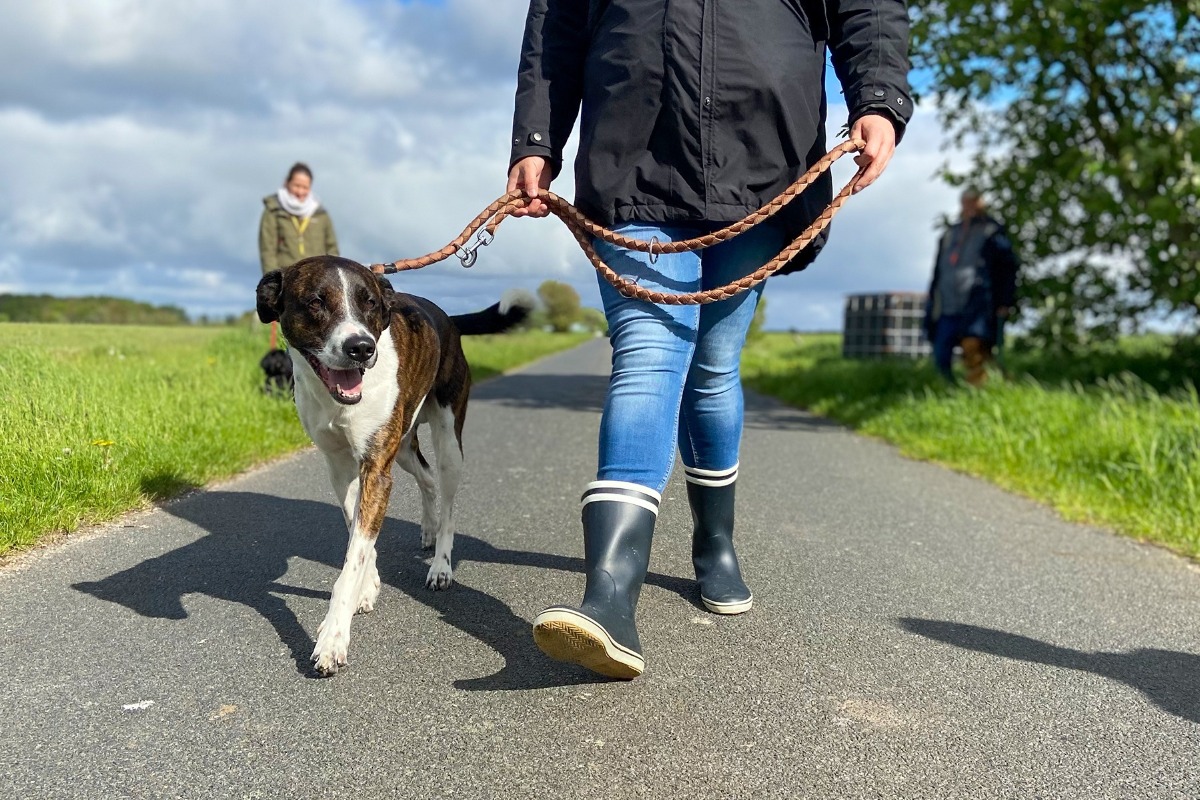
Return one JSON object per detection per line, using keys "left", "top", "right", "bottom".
{"left": 456, "top": 228, "right": 495, "bottom": 268}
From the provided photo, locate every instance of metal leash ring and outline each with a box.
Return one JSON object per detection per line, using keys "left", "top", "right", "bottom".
{"left": 455, "top": 246, "right": 476, "bottom": 268}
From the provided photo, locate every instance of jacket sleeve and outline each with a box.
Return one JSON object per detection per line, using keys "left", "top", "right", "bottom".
{"left": 985, "top": 224, "right": 1020, "bottom": 309}
{"left": 825, "top": 0, "right": 914, "bottom": 141}
{"left": 258, "top": 209, "right": 277, "bottom": 273}
{"left": 924, "top": 236, "right": 943, "bottom": 336}
{"left": 509, "top": 0, "right": 590, "bottom": 178}
{"left": 324, "top": 215, "right": 339, "bottom": 257}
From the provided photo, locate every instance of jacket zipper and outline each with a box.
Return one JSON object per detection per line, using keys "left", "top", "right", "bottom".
{"left": 700, "top": 0, "right": 716, "bottom": 217}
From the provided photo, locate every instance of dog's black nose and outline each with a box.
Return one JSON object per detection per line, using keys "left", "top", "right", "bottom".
{"left": 343, "top": 335, "right": 376, "bottom": 363}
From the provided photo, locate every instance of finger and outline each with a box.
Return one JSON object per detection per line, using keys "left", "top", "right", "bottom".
{"left": 521, "top": 163, "right": 542, "bottom": 199}
{"left": 521, "top": 197, "right": 544, "bottom": 218}
{"left": 851, "top": 147, "right": 874, "bottom": 192}
{"left": 853, "top": 139, "right": 893, "bottom": 192}
{"left": 855, "top": 159, "right": 884, "bottom": 192}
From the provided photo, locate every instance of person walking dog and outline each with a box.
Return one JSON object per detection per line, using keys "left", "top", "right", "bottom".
{"left": 924, "top": 187, "right": 1020, "bottom": 386}
{"left": 506, "top": 0, "right": 914, "bottom": 678}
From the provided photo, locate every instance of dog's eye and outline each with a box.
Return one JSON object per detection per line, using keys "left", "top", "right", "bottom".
{"left": 307, "top": 296, "right": 323, "bottom": 313}
{"left": 364, "top": 295, "right": 378, "bottom": 311}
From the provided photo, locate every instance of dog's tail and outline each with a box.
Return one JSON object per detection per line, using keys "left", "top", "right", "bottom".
{"left": 449, "top": 289, "right": 537, "bottom": 336}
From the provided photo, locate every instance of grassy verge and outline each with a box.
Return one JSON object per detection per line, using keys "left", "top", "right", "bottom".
{"left": 0, "top": 323, "right": 588, "bottom": 553}
{"left": 741, "top": 333, "right": 1200, "bottom": 559}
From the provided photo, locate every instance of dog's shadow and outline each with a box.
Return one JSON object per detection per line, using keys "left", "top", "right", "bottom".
{"left": 72, "top": 490, "right": 699, "bottom": 690}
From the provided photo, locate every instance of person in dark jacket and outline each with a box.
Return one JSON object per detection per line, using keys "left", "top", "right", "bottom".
{"left": 924, "top": 187, "right": 1019, "bottom": 386}
{"left": 507, "top": 0, "right": 914, "bottom": 679}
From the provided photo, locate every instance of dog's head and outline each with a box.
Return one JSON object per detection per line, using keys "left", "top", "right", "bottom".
{"left": 256, "top": 256, "right": 395, "bottom": 405}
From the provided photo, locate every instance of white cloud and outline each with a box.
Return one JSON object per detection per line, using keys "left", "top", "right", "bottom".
{"left": 0, "top": 0, "right": 966, "bottom": 329}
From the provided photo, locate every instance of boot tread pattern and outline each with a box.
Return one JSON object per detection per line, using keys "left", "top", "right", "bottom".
{"left": 533, "top": 609, "right": 644, "bottom": 679}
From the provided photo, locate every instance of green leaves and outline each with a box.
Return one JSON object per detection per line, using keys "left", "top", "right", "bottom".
{"left": 910, "top": 0, "right": 1200, "bottom": 348}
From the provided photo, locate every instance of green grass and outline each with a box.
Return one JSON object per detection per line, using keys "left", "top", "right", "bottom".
{"left": 0, "top": 323, "right": 587, "bottom": 554}
{"left": 742, "top": 333, "right": 1200, "bottom": 559}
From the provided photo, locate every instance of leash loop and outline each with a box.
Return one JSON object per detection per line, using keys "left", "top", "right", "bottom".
{"left": 374, "top": 137, "right": 866, "bottom": 304}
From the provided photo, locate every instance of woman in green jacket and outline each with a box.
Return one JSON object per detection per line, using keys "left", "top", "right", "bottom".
{"left": 258, "top": 162, "right": 338, "bottom": 275}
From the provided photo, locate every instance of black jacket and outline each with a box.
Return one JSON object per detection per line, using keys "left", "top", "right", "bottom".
{"left": 510, "top": 0, "right": 913, "bottom": 272}
{"left": 923, "top": 214, "right": 1020, "bottom": 343}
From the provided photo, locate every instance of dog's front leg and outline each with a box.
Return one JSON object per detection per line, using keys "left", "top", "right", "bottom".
{"left": 312, "top": 463, "right": 393, "bottom": 676}
{"left": 321, "top": 447, "right": 380, "bottom": 615}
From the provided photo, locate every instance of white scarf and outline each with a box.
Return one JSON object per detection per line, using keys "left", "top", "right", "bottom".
{"left": 276, "top": 187, "right": 320, "bottom": 219}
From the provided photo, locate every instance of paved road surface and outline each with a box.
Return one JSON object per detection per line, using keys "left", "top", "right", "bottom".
{"left": 3, "top": 338, "right": 1197, "bottom": 799}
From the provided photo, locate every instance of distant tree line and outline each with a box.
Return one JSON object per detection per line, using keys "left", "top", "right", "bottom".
{"left": 0, "top": 294, "right": 189, "bottom": 325}
{"left": 525, "top": 280, "right": 768, "bottom": 337}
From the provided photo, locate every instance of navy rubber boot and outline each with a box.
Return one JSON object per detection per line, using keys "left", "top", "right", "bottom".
{"left": 685, "top": 468, "right": 753, "bottom": 615}
{"left": 533, "top": 485, "right": 658, "bottom": 679}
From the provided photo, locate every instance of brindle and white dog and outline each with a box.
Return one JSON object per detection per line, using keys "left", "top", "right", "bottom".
{"left": 256, "top": 255, "right": 532, "bottom": 675}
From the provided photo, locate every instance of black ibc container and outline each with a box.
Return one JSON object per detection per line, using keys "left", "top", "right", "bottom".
{"left": 842, "top": 292, "right": 931, "bottom": 359}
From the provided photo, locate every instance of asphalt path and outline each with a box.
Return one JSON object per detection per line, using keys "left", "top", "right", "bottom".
{"left": 3, "top": 337, "right": 1197, "bottom": 799}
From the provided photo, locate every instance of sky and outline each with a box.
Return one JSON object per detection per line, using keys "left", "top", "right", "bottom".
{"left": 0, "top": 0, "right": 968, "bottom": 331}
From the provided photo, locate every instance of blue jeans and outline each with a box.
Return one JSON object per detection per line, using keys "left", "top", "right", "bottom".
{"left": 594, "top": 221, "right": 785, "bottom": 494}
{"left": 932, "top": 314, "right": 966, "bottom": 381}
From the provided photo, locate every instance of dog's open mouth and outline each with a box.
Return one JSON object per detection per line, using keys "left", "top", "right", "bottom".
{"left": 302, "top": 351, "right": 365, "bottom": 404}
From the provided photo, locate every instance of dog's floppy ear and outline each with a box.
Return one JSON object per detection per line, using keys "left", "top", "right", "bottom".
{"left": 376, "top": 274, "right": 396, "bottom": 329}
{"left": 256, "top": 270, "right": 284, "bottom": 323}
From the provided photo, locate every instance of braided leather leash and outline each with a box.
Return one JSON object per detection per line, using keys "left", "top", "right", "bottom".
{"left": 371, "top": 138, "right": 865, "bottom": 305}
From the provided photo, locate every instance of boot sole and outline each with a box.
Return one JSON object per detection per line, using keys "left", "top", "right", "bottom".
{"left": 532, "top": 608, "right": 644, "bottom": 680}
{"left": 701, "top": 594, "right": 753, "bottom": 615}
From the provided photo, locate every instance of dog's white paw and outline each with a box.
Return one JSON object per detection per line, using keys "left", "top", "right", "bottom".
{"left": 420, "top": 526, "right": 436, "bottom": 550}
{"left": 356, "top": 569, "right": 380, "bottom": 614}
{"left": 425, "top": 557, "right": 453, "bottom": 590}
{"left": 312, "top": 618, "right": 349, "bottom": 676}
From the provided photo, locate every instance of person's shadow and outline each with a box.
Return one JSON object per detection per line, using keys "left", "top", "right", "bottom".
{"left": 72, "top": 490, "right": 701, "bottom": 690}
{"left": 899, "top": 618, "right": 1200, "bottom": 724}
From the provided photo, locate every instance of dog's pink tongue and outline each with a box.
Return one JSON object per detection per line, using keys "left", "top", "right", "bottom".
{"left": 329, "top": 368, "right": 363, "bottom": 394}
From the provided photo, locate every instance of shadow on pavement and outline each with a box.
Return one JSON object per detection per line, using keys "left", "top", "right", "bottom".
{"left": 72, "top": 490, "right": 699, "bottom": 690}
{"left": 473, "top": 371, "right": 846, "bottom": 435}
{"left": 742, "top": 392, "right": 846, "bottom": 433}
{"left": 899, "top": 617, "right": 1200, "bottom": 724}
{"left": 471, "top": 373, "right": 609, "bottom": 413}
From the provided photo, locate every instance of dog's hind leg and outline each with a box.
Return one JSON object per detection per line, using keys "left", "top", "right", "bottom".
{"left": 396, "top": 434, "right": 439, "bottom": 550}
{"left": 425, "top": 402, "right": 464, "bottom": 590}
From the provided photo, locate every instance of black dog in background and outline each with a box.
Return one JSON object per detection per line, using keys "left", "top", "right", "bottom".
{"left": 260, "top": 348, "right": 294, "bottom": 396}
